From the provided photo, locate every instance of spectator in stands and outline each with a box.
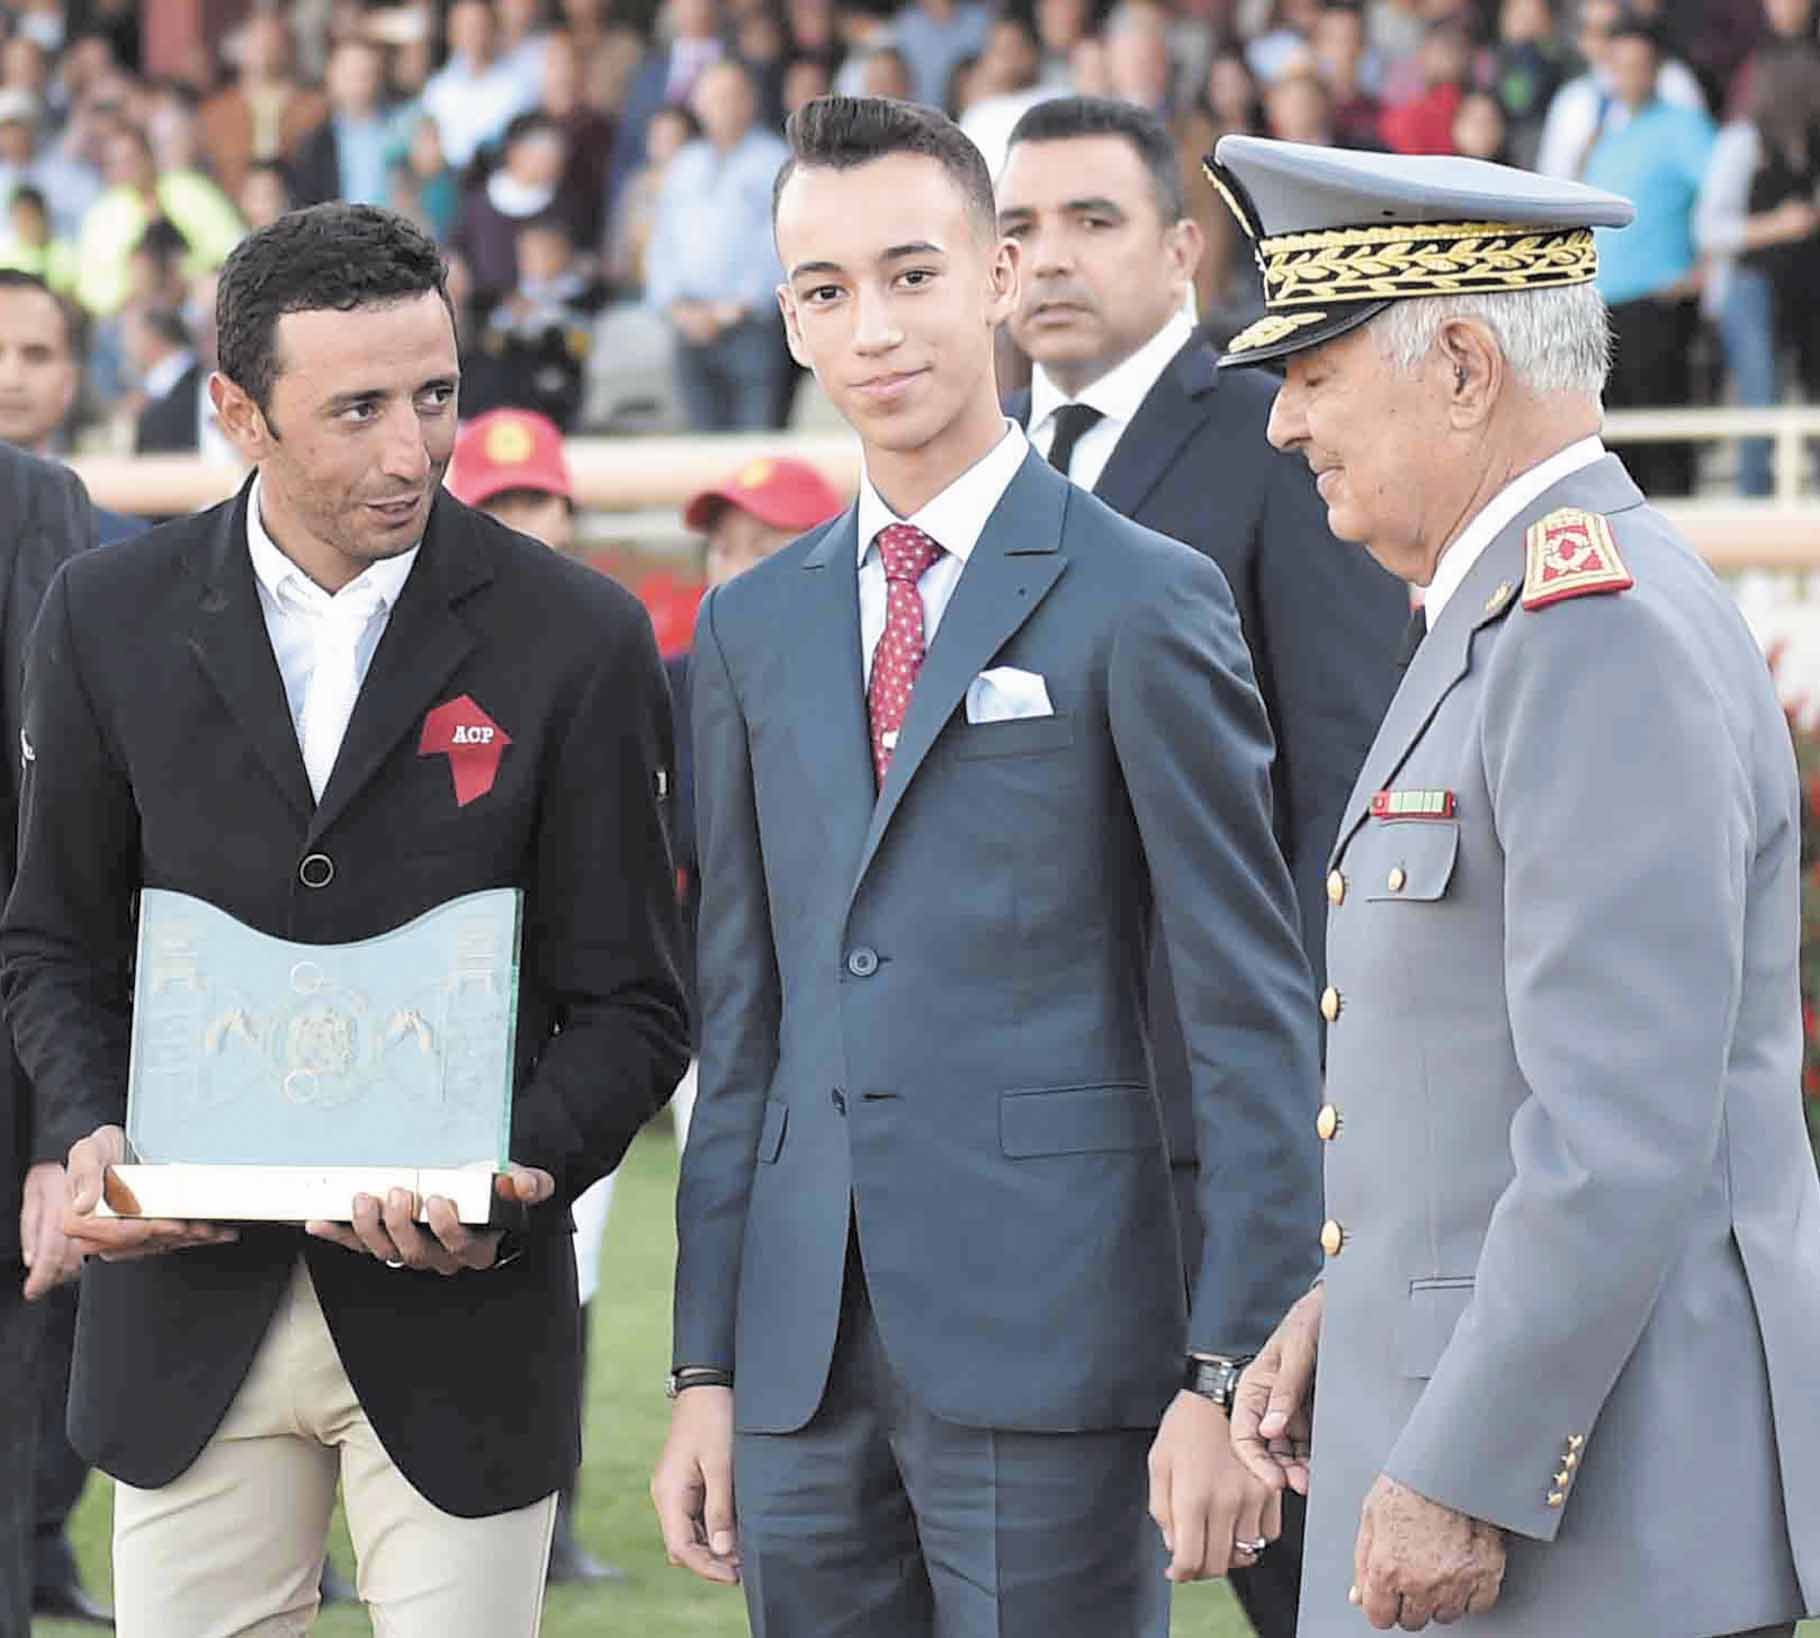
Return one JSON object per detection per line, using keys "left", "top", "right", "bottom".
{"left": 892, "top": 0, "right": 991, "bottom": 106}
{"left": 466, "top": 217, "right": 601, "bottom": 428}
{"left": 1698, "top": 41, "right": 1820, "bottom": 496}
{"left": 146, "top": 78, "right": 209, "bottom": 178}
{"left": 959, "top": 16, "right": 1056, "bottom": 174}
{"left": 1, "top": 33, "right": 54, "bottom": 115}
{"left": 74, "top": 122, "right": 242, "bottom": 317}
{"left": 0, "top": 89, "right": 98, "bottom": 239}
{"left": 1535, "top": 0, "right": 1705, "bottom": 178}
{"left": 1379, "top": 19, "right": 1468, "bottom": 153}
{"left": 1264, "top": 68, "right": 1337, "bottom": 142}
{"left": 292, "top": 36, "right": 395, "bottom": 209}
{"left": 1583, "top": 14, "right": 1714, "bottom": 495}
{"left": 735, "top": 5, "right": 792, "bottom": 125}
{"left": 608, "top": 103, "right": 695, "bottom": 292}
{"left": 389, "top": 115, "right": 462, "bottom": 243}
{"left": 499, "top": 0, "right": 560, "bottom": 85}
{"left": 237, "top": 158, "right": 294, "bottom": 233}
{"left": 1248, "top": 0, "right": 1324, "bottom": 84}
{"left": 646, "top": 59, "right": 789, "bottom": 428}
{"left": 1312, "top": 4, "right": 1384, "bottom": 147}
{"left": 0, "top": 187, "right": 75, "bottom": 296}
{"left": 1488, "top": 0, "right": 1567, "bottom": 167}
{"left": 542, "top": 29, "right": 617, "bottom": 252}
{"left": 1036, "top": 0, "right": 1094, "bottom": 87}
{"left": 127, "top": 304, "right": 202, "bottom": 455}
{"left": 786, "top": 0, "right": 842, "bottom": 64}
{"left": 198, "top": 11, "right": 329, "bottom": 201}
{"left": 452, "top": 111, "right": 575, "bottom": 307}
{"left": 422, "top": 0, "right": 544, "bottom": 170}
{"left": 613, "top": 0, "right": 726, "bottom": 194}
{"left": 1174, "top": 49, "right": 1264, "bottom": 324}
{"left": 1105, "top": 0, "right": 1175, "bottom": 111}
{"left": 1452, "top": 85, "right": 1512, "bottom": 158}
{"left": 784, "top": 54, "right": 834, "bottom": 111}
{"left": 859, "top": 44, "right": 916, "bottom": 97}
{"left": 1726, "top": 0, "right": 1819, "bottom": 117}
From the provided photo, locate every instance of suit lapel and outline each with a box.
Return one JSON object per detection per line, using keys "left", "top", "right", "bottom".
{"left": 184, "top": 482, "right": 316, "bottom": 822}
{"left": 1092, "top": 340, "right": 1217, "bottom": 515}
{"left": 847, "top": 453, "right": 1070, "bottom": 906}
{"left": 796, "top": 508, "right": 878, "bottom": 855}
{"left": 306, "top": 494, "right": 488, "bottom": 843}
{"left": 1329, "top": 455, "right": 1649, "bottom": 865}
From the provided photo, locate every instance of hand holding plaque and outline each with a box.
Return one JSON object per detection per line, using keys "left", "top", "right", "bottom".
{"left": 96, "top": 888, "right": 528, "bottom": 1228}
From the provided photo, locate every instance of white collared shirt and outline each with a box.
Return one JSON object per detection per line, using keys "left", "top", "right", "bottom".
{"left": 1420, "top": 436, "right": 1607, "bottom": 630}
{"left": 854, "top": 422, "right": 1029, "bottom": 686}
{"left": 141, "top": 348, "right": 195, "bottom": 404}
{"left": 1028, "top": 307, "right": 1197, "bottom": 494}
{"left": 245, "top": 472, "right": 420, "bottom": 762}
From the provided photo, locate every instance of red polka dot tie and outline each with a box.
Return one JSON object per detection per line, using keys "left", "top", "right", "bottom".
{"left": 867, "top": 522, "right": 944, "bottom": 785}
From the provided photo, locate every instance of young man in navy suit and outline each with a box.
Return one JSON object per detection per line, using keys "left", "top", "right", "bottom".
{"left": 652, "top": 96, "right": 1323, "bottom": 1636}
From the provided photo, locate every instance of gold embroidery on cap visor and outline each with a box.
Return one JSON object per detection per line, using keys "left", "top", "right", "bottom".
{"left": 1225, "top": 310, "right": 1331, "bottom": 356}
{"left": 1260, "top": 220, "right": 1598, "bottom": 307}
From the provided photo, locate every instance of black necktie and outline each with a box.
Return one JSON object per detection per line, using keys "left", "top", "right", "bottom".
{"left": 1045, "top": 403, "right": 1105, "bottom": 477}
{"left": 1394, "top": 606, "right": 1427, "bottom": 671}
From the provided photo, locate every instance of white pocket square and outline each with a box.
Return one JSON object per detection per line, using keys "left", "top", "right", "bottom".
{"left": 966, "top": 666, "right": 1054, "bottom": 724}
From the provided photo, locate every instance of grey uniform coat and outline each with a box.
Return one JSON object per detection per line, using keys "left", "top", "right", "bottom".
{"left": 1300, "top": 455, "right": 1820, "bottom": 1637}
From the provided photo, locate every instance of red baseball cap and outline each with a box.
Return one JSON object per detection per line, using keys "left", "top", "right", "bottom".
{"left": 683, "top": 456, "right": 844, "bottom": 533}
{"left": 448, "top": 409, "right": 572, "bottom": 509}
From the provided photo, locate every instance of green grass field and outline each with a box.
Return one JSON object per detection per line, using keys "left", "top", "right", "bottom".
{"left": 33, "top": 1127, "right": 1820, "bottom": 1636}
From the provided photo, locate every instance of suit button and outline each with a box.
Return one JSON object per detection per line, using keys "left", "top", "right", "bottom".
{"left": 1387, "top": 866, "right": 1407, "bottom": 894}
{"left": 1320, "top": 986, "right": 1342, "bottom": 1023}
{"left": 1319, "top": 1219, "right": 1345, "bottom": 1257}
{"left": 1316, "top": 1104, "right": 1341, "bottom": 1142}
{"left": 1327, "top": 869, "right": 1346, "bottom": 906}
{"left": 831, "top": 1088, "right": 847, "bottom": 1115}
{"left": 298, "top": 853, "right": 334, "bottom": 889}
{"left": 846, "top": 947, "right": 879, "bottom": 978}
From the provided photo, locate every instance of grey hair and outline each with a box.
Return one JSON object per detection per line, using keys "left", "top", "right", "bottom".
{"left": 1367, "top": 282, "right": 1611, "bottom": 397}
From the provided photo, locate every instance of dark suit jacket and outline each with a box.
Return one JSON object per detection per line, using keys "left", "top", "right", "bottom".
{"left": 0, "top": 484, "right": 688, "bottom": 1513}
{"left": 1012, "top": 338, "right": 1407, "bottom": 1268}
{"left": 133, "top": 363, "right": 202, "bottom": 456}
{"left": 674, "top": 451, "right": 1322, "bottom": 1434}
{"left": 0, "top": 445, "right": 94, "bottom": 1262}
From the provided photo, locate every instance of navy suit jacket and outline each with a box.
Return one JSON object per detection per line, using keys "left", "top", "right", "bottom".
{"left": 1012, "top": 338, "right": 1406, "bottom": 1266}
{"left": 673, "top": 450, "right": 1322, "bottom": 1434}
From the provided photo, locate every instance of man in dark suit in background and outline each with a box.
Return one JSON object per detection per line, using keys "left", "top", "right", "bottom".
{"left": 653, "top": 96, "right": 1321, "bottom": 1635}
{"left": 128, "top": 305, "right": 203, "bottom": 456}
{"left": 0, "top": 439, "right": 95, "bottom": 1638}
{"left": 997, "top": 96, "right": 1409, "bottom": 1637}
{"left": 1, "top": 204, "right": 687, "bottom": 1635}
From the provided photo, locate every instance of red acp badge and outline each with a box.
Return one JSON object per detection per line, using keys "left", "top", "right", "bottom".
{"left": 419, "top": 694, "right": 512, "bottom": 807}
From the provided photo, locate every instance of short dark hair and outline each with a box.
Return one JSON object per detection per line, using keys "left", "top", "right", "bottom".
{"left": 773, "top": 96, "right": 996, "bottom": 238}
{"left": 0, "top": 267, "right": 82, "bottom": 357}
{"left": 8, "top": 184, "right": 46, "bottom": 217}
{"left": 1005, "top": 95, "right": 1185, "bottom": 221}
{"left": 216, "top": 203, "right": 451, "bottom": 417}
{"left": 1606, "top": 11, "right": 1664, "bottom": 51}
{"left": 139, "top": 305, "right": 192, "bottom": 353}
{"left": 133, "top": 218, "right": 190, "bottom": 271}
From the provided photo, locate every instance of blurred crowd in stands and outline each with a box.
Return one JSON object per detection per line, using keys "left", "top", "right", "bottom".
{"left": 0, "top": 0, "right": 1816, "bottom": 494}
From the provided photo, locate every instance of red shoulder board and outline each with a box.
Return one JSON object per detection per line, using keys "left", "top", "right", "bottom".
{"left": 1522, "top": 508, "right": 1633, "bottom": 610}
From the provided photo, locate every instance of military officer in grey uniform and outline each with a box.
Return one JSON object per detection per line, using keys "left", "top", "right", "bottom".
{"left": 1209, "top": 137, "right": 1820, "bottom": 1638}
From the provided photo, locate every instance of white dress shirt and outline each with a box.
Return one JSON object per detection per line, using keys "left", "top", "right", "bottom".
{"left": 854, "top": 422, "right": 1029, "bottom": 686}
{"left": 1027, "top": 307, "right": 1197, "bottom": 494}
{"left": 246, "top": 473, "right": 420, "bottom": 798}
{"left": 1420, "top": 436, "right": 1607, "bottom": 630}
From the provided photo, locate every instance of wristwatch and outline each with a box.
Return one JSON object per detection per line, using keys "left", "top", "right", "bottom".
{"left": 1184, "top": 1354, "right": 1252, "bottom": 1412}
{"left": 666, "top": 1366, "right": 734, "bottom": 1399}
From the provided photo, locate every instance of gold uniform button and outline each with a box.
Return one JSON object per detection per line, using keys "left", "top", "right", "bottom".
{"left": 1560, "top": 1451, "right": 1579, "bottom": 1472}
{"left": 1546, "top": 1490, "right": 1566, "bottom": 1508}
{"left": 1319, "top": 1219, "right": 1345, "bottom": 1257}
{"left": 1327, "top": 869, "right": 1346, "bottom": 906}
{"left": 1553, "top": 1468, "right": 1572, "bottom": 1487}
{"left": 1387, "top": 866, "right": 1407, "bottom": 893}
{"left": 1316, "top": 1104, "right": 1341, "bottom": 1142}
{"left": 1320, "top": 986, "right": 1342, "bottom": 1023}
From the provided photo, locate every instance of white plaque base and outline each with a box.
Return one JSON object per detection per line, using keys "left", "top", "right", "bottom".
{"left": 97, "top": 1164, "right": 502, "bottom": 1225}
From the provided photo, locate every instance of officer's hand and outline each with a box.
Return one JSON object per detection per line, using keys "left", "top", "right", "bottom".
{"left": 62, "top": 1125, "right": 240, "bottom": 1261}
{"left": 1149, "top": 1390, "right": 1283, "bottom": 1583}
{"left": 305, "top": 1168, "right": 553, "bottom": 1275}
{"left": 1231, "top": 1285, "right": 1322, "bottom": 1495}
{"left": 652, "top": 1384, "right": 741, "bottom": 1585}
{"left": 1350, "top": 1475, "right": 1505, "bottom": 1630}
{"left": 20, "top": 1161, "right": 84, "bottom": 1299}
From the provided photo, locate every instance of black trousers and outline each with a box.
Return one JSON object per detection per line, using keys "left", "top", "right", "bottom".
{"left": 0, "top": 1267, "right": 46, "bottom": 1638}
{"left": 1606, "top": 294, "right": 1701, "bottom": 497}
{"left": 33, "top": 1281, "right": 87, "bottom": 1591}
